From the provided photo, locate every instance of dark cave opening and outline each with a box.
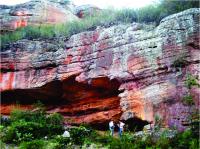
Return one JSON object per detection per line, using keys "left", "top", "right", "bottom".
{"left": 1, "top": 76, "right": 122, "bottom": 129}
{"left": 1, "top": 76, "right": 148, "bottom": 131}
{"left": 1, "top": 76, "right": 121, "bottom": 105}
{"left": 124, "top": 117, "right": 149, "bottom": 131}
{"left": 87, "top": 117, "right": 149, "bottom": 131}
{"left": 1, "top": 80, "right": 63, "bottom": 105}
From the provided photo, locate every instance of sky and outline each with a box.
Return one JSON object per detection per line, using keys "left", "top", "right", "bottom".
{"left": 0, "top": 0, "right": 157, "bottom": 8}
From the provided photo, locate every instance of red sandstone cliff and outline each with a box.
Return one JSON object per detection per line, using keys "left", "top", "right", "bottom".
{"left": 0, "top": 0, "right": 78, "bottom": 31}
{"left": 0, "top": 8, "right": 199, "bottom": 130}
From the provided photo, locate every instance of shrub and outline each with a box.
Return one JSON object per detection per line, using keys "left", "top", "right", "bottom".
{"left": 33, "top": 100, "right": 45, "bottom": 110}
{"left": 185, "top": 74, "right": 200, "bottom": 89}
{"left": 3, "top": 121, "right": 63, "bottom": 144}
{"left": 0, "top": 140, "right": 6, "bottom": 149}
{"left": 170, "top": 129, "right": 199, "bottom": 149}
{"left": 3, "top": 109, "right": 64, "bottom": 144}
{"left": 159, "top": 0, "right": 199, "bottom": 15}
{"left": 21, "top": 26, "right": 41, "bottom": 39}
{"left": 3, "top": 121, "right": 41, "bottom": 143}
{"left": 10, "top": 109, "right": 46, "bottom": 124}
{"left": 93, "top": 133, "right": 112, "bottom": 145}
{"left": 115, "top": 9, "right": 138, "bottom": 23}
{"left": 155, "top": 130, "right": 170, "bottom": 149}
{"left": 136, "top": 5, "right": 161, "bottom": 24}
{"left": 2, "top": 126, "right": 16, "bottom": 143}
{"left": 154, "top": 115, "right": 163, "bottom": 131}
{"left": 190, "top": 110, "right": 199, "bottom": 137}
{"left": 69, "top": 126, "right": 91, "bottom": 145}
{"left": 173, "top": 56, "right": 187, "bottom": 68}
{"left": 19, "top": 140, "right": 45, "bottom": 149}
{"left": 182, "top": 94, "right": 194, "bottom": 106}
{"left": 51, "top": 135, "right": 71, "bottom": 149}
{"left": 47, "top": 113, "right": 64, "bottom": 125}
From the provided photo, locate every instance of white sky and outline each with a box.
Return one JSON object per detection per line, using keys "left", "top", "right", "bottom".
{"left": 0, "top": 0, "right": 158, "bottom": 8}
{"left": 73, "top": 0, "right": 158, "bottom": 9}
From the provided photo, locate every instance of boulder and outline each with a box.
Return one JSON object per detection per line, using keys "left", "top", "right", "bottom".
{"left": 0, "top": 0, "right": 78, "bottom": 31}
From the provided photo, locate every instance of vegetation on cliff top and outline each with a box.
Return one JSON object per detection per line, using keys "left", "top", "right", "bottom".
{"left": 0, "top": 0, "right": 199, "bottom": 48}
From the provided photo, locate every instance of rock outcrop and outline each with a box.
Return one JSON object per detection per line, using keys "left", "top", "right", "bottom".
{"left": 0, "top": 0, "right": 78, "bottom": 32}
{"left": 74, "top": 4, "right": 101, "bottom": 18}
{"left": 1, "top": 8, "right": 199, "bottom": 131}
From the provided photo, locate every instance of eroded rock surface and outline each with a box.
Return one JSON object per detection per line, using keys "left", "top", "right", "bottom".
{"left": 0, "top": 0, "right": 78, "bottom": 31}
{"left": 1, "top": 8, "right": 200, "bottom": 130}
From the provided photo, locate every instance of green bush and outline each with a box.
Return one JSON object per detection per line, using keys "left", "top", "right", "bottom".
{"left": 2, "top": 126, "right": 16, "bottom": 143}
{"left": 154, "top": 115, "right": 163, "bottom": 131}
{"left": 173, "top": 56, "right": 187, "bottom": 68}
{"left": 3, "top": 121, "right": 41, "bottom": 143}
{"left": 109, "top": 135, "right": 136, "bottom": 149}
{"left": 0, "top": 140, "right": 6, "bottom": 149}
{"left": 156, "top": 131, "right": 170, "bottom": 149}
{"left": 190, "top": 110, "right": 199, "bottom": 137}
{"left": 185, "top": 74, "right": 200, "bottom": 89}
{"left": 182, "top": 94, "right": 194, "bottom": 106}
{"left": 47, "top": 113, "right": 64, "bottom": 125}
{"left": 159, "top": 0, "right": 199, "bottom": 15}
{"left": 93, "top": 134, "right": 113, "bottom": 145}
{"left": 2, "top": 110, "right": 64, "bottom": 144}
{"left": 19, "top": 140, "right": 45, "bottom": 149}
{"left": 51, "top": 135, "right": 71, "bottom": 149}
{"left": 69, "top": 126, "right": 91, "bottom": 145}
{"left": 170, "top": 129, "right": 199, "bottom": 149}
{"left": 10, "top": 109, "right": 46, "bottom": 124}
{"left": 137, "top": 5, "right": 161, "bottom": 24}
{"left": 115, "top": 9, "right": 138, "bottom": 23}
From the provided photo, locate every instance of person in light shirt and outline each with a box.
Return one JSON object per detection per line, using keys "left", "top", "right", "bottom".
{"left": 118, "top": 121, "right": 125, "bottom": 138}
{"left": 109, "top": 120, "right": 114, "bottom": 136}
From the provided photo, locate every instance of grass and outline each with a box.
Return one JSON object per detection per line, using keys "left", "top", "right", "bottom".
{"left": 1, "top": 1, "right": 199, "bottom": 47}
{"left": 0, "top": 8, "right": 135, "bottom": 46}
{"left": 0, "top": 0, "right": 199, "bottom": 48}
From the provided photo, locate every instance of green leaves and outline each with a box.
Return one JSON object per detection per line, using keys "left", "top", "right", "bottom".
{"left": 19, "top": 140, "right": 45, "bottom": 149}
{"left": 182, "top": 94, "right": 194, "bottom": 106}
{"left": 69, "top": 126, "right": 91, "bottom": 145}
{"left": 2, "top": 110, "right": 64, "bottom": 144}
{"left": 185, "top": 74, "right": 200, "bottom": 89}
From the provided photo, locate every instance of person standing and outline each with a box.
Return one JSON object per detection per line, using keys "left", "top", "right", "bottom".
{"left": 118, "top": 121, "right": 125, "bottom": 139}
{"left": 109, "top": 120, "right": 114, "bottom": 136}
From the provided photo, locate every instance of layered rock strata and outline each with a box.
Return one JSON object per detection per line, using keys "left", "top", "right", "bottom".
{"left": 1, "top": 8, "right": 199, "bottom": 130}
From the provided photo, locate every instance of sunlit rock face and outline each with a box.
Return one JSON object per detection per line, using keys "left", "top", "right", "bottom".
{"left": 0, "top": 8, "right": 199, "bottom": 130}
{"left": 1, "top": 77, "right": 122, "bottom": 129}
{"left": 0, "top": 0, "right": 78, "bottom": 31}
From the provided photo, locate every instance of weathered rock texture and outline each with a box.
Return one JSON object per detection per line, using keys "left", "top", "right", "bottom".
{"left": 1, "top": 8, "right": 200, "bottom": 130}
{"left": 0, "top": 0, "right": 78, "bottom": 31}
{"left": 74, "top": 4, "right": 101, "bottom": 18}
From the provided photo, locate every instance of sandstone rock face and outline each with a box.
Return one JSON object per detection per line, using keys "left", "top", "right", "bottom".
{"left": 74, "top": 4, "right": 100, "bottom": 18}
{"left": 0, "top": 0, "right": 78, "bottom": 31}
{"left": 1, "top": 8, "right": 199, "bottom": 130}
